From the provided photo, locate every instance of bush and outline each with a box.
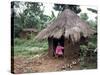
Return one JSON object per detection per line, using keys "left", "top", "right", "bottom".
{"left": 88, "top": 42, "right": 96, "bottom": 49}
{"left": 80, "top": 36, "right": 97, "bottom": 69}
{"left": 14, "top": 38, "right": 26, "bottom": 45}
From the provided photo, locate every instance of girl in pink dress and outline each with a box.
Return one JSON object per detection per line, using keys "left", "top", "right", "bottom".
{"left": 55, "top": 43, "right": 64, "bottom": 57}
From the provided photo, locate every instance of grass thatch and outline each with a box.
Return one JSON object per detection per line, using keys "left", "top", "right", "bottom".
{"left": 35, "top": 9, "right": 96, "bottom": 42}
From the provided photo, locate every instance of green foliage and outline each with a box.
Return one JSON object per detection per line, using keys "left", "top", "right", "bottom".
{"left": 80, "top": 13, "right": 89, "bottom": 21}
{"left": 12, "top": 1, "right": 55, "bottom": 38}
{"left": 88, "top": 20, "right": 97, "bottom": 30}
{"left": 79, "top": 10, "right": 97, "bottom": 69}
{"left": 14, "top": 38, "right": 24, "bottom": 45}
{"left": 88, "top": 42, "right": 96, "bottom": 49}
{"left": 21, "top": 2, "right": 54, "bottom": 30}
{"left": 23, "top": 2, "right": 43, "bottom": 28}
{"left": 80, "top": 39, "right": 97, "bottom": 69}
{"left": 87, "top": 8, "right": 97, "bottom": 14}
{"left": 14, "top": 38, "right": 48, "bottom": 57}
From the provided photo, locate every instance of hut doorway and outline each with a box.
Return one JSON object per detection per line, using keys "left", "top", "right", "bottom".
{"left": 53, "top": 36, "right": 64, "bottom": 56}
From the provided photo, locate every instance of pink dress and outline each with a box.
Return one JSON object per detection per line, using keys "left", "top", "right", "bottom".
{"left": 56, "top": 46, "right": 64, "bottom": 55}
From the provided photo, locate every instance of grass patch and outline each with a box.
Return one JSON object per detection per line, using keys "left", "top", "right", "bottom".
{"left": 13, "top": 38, "right": 48, "bottom": 57}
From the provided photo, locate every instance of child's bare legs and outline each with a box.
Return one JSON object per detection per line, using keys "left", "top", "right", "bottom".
{"left": 55, "top": 54, "right": 64, "bottom": 59}
{"left": 55, "top": 54, "right": 58, "bottom": 58}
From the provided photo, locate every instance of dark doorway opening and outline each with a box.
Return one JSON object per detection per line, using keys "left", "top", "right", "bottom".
{"left": 53, "top": 36, "right": 64, "bottom": 56}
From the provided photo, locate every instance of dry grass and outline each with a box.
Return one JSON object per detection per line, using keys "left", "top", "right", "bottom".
{"left": 35, "top": 9, "right": 95, "bottom": 42}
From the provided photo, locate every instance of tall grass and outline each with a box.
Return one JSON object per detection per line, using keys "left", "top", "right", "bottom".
{"left": 13, "top": 38, "right": 48, "bottom": 57}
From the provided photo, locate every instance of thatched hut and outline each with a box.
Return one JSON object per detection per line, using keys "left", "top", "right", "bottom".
{"left": 19, "top": 28, "right": 38, "bottom": 39}
{"left": 35, "top": 9, "right": 95, "bottom": 59}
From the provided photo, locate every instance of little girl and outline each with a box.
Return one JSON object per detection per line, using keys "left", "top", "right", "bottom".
{"left": 55, "top": 43, "right": 64, "bottom": 57}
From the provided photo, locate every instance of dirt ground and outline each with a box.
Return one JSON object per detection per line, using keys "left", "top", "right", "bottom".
{"left": 12, "top": 53, "right": 80, "bottom": 74}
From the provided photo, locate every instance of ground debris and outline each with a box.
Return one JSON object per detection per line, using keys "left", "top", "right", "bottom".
{"left": 13, "top": 54, "right": 80, "bottom": 73}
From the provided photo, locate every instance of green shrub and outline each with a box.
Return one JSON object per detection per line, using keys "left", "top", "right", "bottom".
{"left": 14, "top": 38, "right": 26, "bottom": 45}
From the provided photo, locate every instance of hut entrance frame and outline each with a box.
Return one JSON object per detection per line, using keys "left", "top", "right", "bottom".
{"left": 48, "top": 36, "right": 65, "bottom": 57}
{"left": 53, "top": 36, "right": 64, "bottom": 56}
{"left": 48, "top": 36, "right": 80, "bottom": 59}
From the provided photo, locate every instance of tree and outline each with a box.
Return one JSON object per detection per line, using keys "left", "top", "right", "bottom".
{"left": 80, "top": 13, "right": 89, "bottom": 21}
{"left": 11, "top": 1, "right": 22, "bottom": 37}
{"left": 87, "top": 8, "right": 97, "bottom": 14}
{"left": 79, "top": 9, "right": 97, "bottom": 68}
{"left": 22, "top": 2, "right": 43, "bottom": 28}
{"left": 53, "top": 4, "right": 81, "bottom": 14}
{"left": 87, "top": 8, "right": 97, "bottom": 30}
{"left": 87, "top": 8, "right": 97, "bottom": 20}
{"left": 12, "top": 1, "right": 55, "bottom": 37}
{"left": 21, "top": 2, "right": 54, "bottom": 30}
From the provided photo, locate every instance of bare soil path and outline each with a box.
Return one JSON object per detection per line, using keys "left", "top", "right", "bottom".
{"left": 13, "top": 53, "right": 80, "bottom": 74}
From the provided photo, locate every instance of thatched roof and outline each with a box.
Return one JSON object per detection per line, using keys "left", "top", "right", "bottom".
{"left": 35, "top": 9, "right": 95, "bottom": 42}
